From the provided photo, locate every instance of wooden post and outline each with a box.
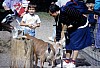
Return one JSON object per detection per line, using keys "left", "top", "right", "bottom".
{"left": 10, "top": 38, "right": 33, "bottom": 68}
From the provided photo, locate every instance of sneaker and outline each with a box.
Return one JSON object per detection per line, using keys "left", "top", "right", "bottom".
{"left": 69, "top": 62, "right": 76, "bottom": 68}
{"left": 48, "top": 37, "right": 54, "bottom": 42}
{"left": 56, "top": 60, "right": 70, "bottom": 68}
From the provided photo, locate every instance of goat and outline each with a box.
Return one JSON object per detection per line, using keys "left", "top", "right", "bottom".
{"left": 0, "top": 9, "right": 14, "bottom": 32}
{"left": 25, "top": 34, "right": 56, "bottom": 68}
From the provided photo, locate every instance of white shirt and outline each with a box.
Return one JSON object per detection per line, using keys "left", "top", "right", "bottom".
{"left": 22, "top": 13, "right": 41, "bottom": 30}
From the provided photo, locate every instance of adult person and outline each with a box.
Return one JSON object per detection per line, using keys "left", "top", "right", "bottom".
{"left": 48, "top": 0, "right": 70, "bottom": 42}
{"left": 49, "top": 0, "right": 92, "bottom": 67}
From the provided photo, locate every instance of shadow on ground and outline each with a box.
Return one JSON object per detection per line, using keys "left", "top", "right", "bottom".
{"left": 76, "top": 58, "right": 91, "bottom": 67}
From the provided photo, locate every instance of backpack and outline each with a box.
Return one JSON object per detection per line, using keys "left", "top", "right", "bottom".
{"left": 94, "top": 0, "right": 100, "bottom": 11}
{"left": 94, "top": 0, "right": 100, "bottom": 15}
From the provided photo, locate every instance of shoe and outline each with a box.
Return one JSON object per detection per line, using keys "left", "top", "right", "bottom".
{"left": 56, "top": 60, "right": 70, "bottom": 68}
{"left": 48, "top": 37, "right": 54, "bottom": 42}
{"left": 69, "top": 62, "right": 76, "bottom": 68}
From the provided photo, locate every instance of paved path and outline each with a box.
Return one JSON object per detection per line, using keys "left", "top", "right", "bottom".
{"left": 0, "top": 12, "right": 100, "bottom": 68}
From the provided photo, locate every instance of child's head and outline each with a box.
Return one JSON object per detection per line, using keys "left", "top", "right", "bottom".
{"left": 86, "top": 3, "right": 94, "bottom": 11}
{"left": 27, "top": 3, "right": 37, "bottom": 15}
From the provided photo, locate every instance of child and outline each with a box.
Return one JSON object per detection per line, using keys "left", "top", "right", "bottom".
{"left": 94, "top": 0, "right": 100, "bottom": 50}
{"left": 20, "top": 3, "right": 41, "bottom": 37}
{"left": 86, "top": 3, "right": 97, "bottom": 45}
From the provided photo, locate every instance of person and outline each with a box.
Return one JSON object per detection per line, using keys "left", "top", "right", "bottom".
{"left": 20, "top": 3, "right": 41, "bottom": 37}
{"left": 95, "top": 15, "right": 100, "bottom": 49}
{"left": 48, "top": 0, "right": 70, "bottom": 42}
{"left": 86, "top": 3, "right": 97, "bottom": 46}
{"left": 49, "top": 0, "right": 92, "bottom": 68}
{"left": 94, "top": 0, "right": 100, "bottom": 50}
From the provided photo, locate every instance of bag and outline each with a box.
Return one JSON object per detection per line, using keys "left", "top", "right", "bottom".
{"left": 14, "top": 1, "right": 29, "bottom": 17}
{"left": 94, "top": 0, "right": 100, "bottom": 15}
{"left": 94, "top": 0, "right": 100, "bottom": 11}
{"left": 14, "top": 3, "right": 25, "bottom": 17}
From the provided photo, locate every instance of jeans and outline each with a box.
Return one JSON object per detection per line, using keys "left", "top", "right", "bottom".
{"left": 24, "top": 28, "right": 35, "bottom": 37}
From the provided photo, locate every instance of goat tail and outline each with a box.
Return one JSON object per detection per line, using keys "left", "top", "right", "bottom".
{"left": 47, "top": 43, "right": 51, "bottom": 53}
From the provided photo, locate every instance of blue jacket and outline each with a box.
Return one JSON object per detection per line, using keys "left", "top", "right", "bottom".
{"left": 61, "top": 0, "right": 88, "bottom": 14}
{"left": 88, "top": 13, "right": 97, "bottom": 24}
{"left": 60, "top": 0, "right": 87, "bottom": 27}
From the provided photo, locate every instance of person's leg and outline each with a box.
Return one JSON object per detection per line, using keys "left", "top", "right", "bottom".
{"left": 72, "top": 50, "right": 79, "bottom": 61}
{"left": 64, "top": 50, "right": 72, "bottom": 63}
{"left": 66, "top": 50, "right": 72, "bottom": 59}
{"left": 69, "top": 50, "right": 79, "bottom": 68}
{"left": 56, "top": 49, "right": 72, "bottom": 67}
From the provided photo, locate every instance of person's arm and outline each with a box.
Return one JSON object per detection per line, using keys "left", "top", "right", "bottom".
{"left": 20, "top": 20, "right": 30, "bottom": 27}
{"left": 57, "top": 23, "right": 66, "bottom": 44}
{"left": 31, "top": 23, "right": 40, "bottom": 29}
{"left": 61, "top": 23, "right": 67, "bottom": 40}
{"left": 32, "top": 15, "right": 41, "bottom": 28}
{"left": 20, "top": 20, "right": 37, "bottom": 29}
{"left": 20, "top": 14, "right": 30, "bottom": 27}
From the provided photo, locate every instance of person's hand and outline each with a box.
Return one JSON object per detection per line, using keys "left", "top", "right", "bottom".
{"left": 51, "top": 2, "right": 55, "bottom": 4}
{"left": 27, "top": 24, "right": 36, "bottom": 29}
{"left": 68, "top": 25, "right": 73, "bottom": 28}
{"left": 26, "top": 24, "right": 32, "bottom": 28}
{"left": 31, "top": 25, "right": 37, "bottom": 29}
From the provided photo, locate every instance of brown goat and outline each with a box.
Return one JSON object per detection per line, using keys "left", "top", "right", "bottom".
{"left": 25, "top": 34, "right": 56, "bottom": 68}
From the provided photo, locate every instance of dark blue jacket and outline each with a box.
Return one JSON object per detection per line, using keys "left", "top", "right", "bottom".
{"left": 60, "top": 0, "right": 88, "bottom": 27}
{"left": 88, "top": 13, "right": 97, "bottom": 24}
